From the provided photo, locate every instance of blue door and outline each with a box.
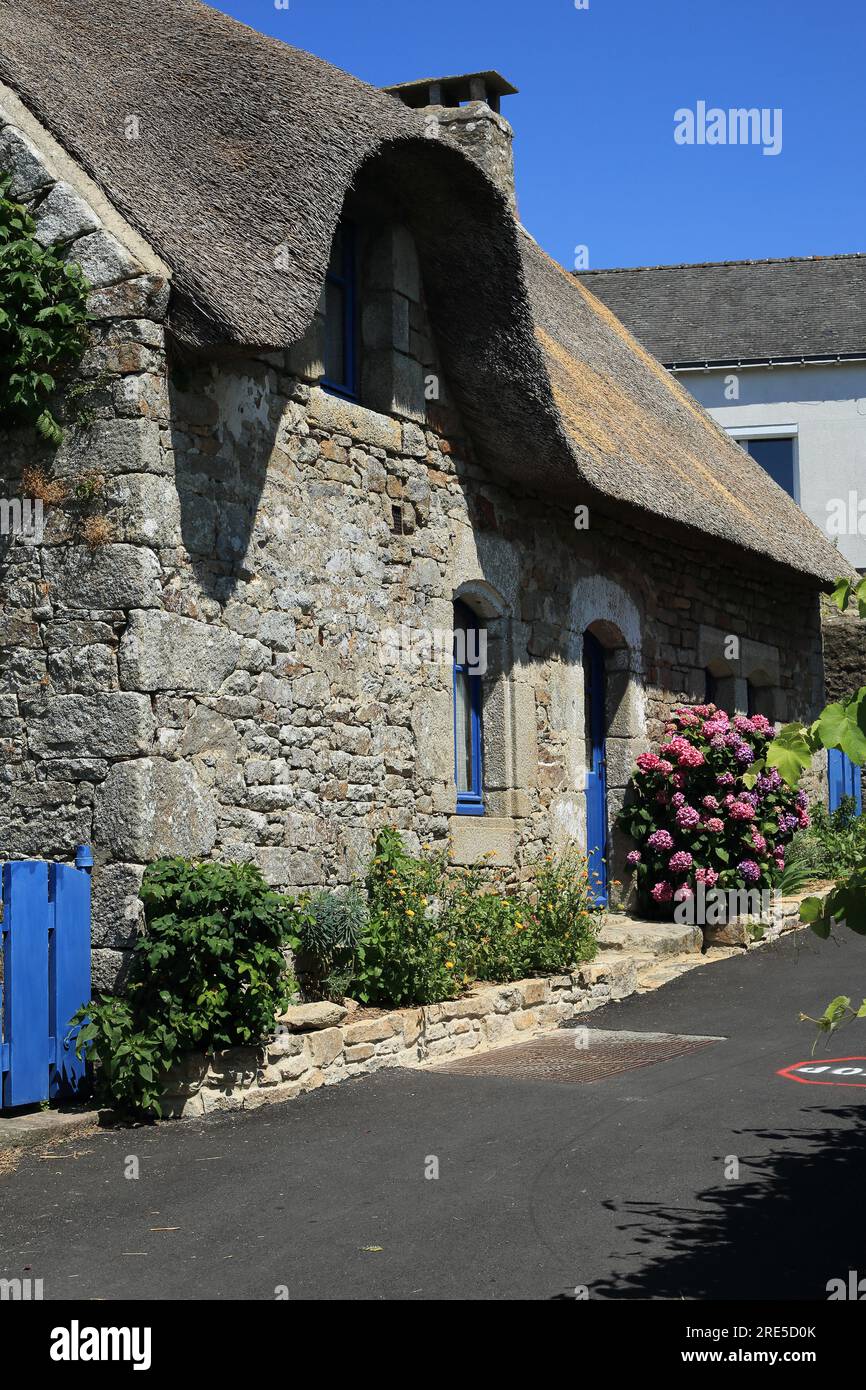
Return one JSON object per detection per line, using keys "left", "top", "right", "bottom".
{"left": 828, "top": 747, "right": 863, "bottom": 814}
{"left": 583, "top": 632, "right": 608, "bottom": 906}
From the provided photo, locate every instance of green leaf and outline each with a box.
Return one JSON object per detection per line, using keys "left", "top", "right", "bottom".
{"left": 799, "top": 896, "right": 824, "bottom": 923}
{"left": 765, "top": 724, "right": 815, "bottom": 786}
{"left": 831, "top": 578, "right": 853, "bottom": 611}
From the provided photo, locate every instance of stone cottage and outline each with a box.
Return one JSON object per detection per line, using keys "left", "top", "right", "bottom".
{"left": 0, "top": 0, "right": 847, "bottom": 990}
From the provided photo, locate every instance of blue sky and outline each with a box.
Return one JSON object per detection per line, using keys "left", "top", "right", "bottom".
{"left": 212, "top": 0, "right": 865, "bottom": 271}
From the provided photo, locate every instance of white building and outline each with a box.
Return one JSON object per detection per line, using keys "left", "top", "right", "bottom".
{"left": 578, "top": 255, "right": 866, "bottom": 569}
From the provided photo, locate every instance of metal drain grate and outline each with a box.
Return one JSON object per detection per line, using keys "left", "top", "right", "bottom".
{"left": 432, "top": 1029, "right": 723, "bottom": 1084}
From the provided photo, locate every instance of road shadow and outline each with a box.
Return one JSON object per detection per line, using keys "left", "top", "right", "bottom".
{"left": 593, "top": 1107, "right": 866, "bottom": 1299}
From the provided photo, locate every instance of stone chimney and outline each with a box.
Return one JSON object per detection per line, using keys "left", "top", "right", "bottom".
{"left": 383, "top": 71, "right": 519, "bottom": 213}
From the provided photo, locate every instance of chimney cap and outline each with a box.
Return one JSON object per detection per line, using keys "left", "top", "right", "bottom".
{"left": 382, "top": 71, "right": 518, "bottom": 112}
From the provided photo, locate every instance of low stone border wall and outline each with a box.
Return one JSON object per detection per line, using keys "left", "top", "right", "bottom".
{"left": 702, "top": 887, "right": 820, "bottom": 949}
{"left": 162, "top": 955, "right": 638, "bottom": 1118}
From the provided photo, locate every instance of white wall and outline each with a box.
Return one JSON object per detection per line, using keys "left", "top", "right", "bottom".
{"left": 677, "top": 362, "right": 866, "bottom": 568}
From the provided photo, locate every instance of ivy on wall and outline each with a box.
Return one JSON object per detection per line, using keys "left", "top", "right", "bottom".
{"left": 0, "top": 174, "right": 90, "bottom": 445}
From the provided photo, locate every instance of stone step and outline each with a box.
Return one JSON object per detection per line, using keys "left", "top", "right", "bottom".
{"left": 598, "top": 916, "right": 703, "bottom": 956}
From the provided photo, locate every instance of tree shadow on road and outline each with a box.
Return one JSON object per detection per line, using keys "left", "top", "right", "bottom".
{"left": 593, "top": 1107, "right": 866, "bottom": 1300}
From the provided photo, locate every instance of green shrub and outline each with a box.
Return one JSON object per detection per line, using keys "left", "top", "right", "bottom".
{"left": 290, "top": 886, "right": 368, "bottom": 1000}
{"left": 518, "top": 849, "right": 600, "bottom": 974}
{"left": 74, "top": 859, "right": 297, "bottom": 1118}
{"left": 350, "top": 828, "right": 458, "bottom": 1006}
{"left": 784, "top": 796, "right": 866, "bottom": 883}
{"left": 348, "top": 830, "right": 600, "bottom": 1007}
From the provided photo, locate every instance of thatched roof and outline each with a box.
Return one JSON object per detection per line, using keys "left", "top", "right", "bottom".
{"left": 576, "top": 255, "right": 866, "bottom": 366}
{"left": 0, "top": 0, "right": 846, "bottom": 582}
{"left": 522, "top": 234, "right": 849, "bottom": 581}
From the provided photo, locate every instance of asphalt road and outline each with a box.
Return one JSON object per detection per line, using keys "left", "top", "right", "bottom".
{"left": 3, "top": 926, "right": 866, "bottom": 1301}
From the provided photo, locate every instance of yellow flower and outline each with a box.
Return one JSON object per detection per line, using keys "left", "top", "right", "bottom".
{"left": 445, "top": 960, "right": 454, "bottom": 969}
{"left": 406, "top": 909, "right": 415, "bottom": 917}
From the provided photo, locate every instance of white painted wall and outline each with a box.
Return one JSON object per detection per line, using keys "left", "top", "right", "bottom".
{"left": 676, "top": 362, "right": 866, "bottom": 568}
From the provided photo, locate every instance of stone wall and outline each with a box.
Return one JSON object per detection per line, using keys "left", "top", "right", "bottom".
{"left": 161, "top": 956, "right": 638, "bottom": 1118}
{"left": 822, "top": 597, "right": 866, "bottom": 704}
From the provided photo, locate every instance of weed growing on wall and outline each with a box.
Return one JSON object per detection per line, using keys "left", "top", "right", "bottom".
{"left": 0, "top": 176, "right": 90, "bottom": 444}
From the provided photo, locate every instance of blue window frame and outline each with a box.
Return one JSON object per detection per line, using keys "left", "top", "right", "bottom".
{"left": 453, "top": 600, "right": 484, "bottom": 815}
{"left": 741, "top": 437, "right": 795, "bottom": 498}
{"left": 323, "top": 221, "right": 357, "bottom": 399}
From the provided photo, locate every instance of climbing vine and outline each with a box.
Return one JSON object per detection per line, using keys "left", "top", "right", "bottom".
{"left": 0, "top": 174, "right": 90, "bottom": 444}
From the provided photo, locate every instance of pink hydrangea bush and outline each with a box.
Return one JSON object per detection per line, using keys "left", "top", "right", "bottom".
{"left": 617, "top": 706, "right": 809, "bottom": 917}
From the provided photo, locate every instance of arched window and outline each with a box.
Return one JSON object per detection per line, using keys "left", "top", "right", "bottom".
{"left": 453, "top": 600, "right": 485, "bottom": 815}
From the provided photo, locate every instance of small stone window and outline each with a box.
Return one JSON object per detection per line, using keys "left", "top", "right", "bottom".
{"left": 322, "top": 221, "right": 358, "bottom": 399}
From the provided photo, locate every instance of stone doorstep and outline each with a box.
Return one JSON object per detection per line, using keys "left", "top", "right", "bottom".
{"left": 599, "top": 915, "right": 703, "bottom": 956}
{"left": 0, "top": 1106, "right": 100, "bottom": 1150}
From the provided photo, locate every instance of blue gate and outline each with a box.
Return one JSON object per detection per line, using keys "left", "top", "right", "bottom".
{"left": 828, "top": 748, "right": 863, "bottom": 815}
{"left": 0, "top": 846, "right": 92, "bottom": 1109}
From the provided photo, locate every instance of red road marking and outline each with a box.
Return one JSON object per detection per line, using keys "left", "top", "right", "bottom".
{"left": 778, "top": 1056, "right": 866, "bottom": 1088}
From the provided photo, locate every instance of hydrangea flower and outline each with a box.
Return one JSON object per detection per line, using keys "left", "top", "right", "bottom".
{"left": 647, "top": 829, "right": 675, "bottom": 852}
{"left": 625, "top": 849, "right": 642, "bottom": 867}
{"left": 661, "top": 736, "right": 705, "bottom": 768}
{"left": 621, "top": 700, "right": 803, "bottom": 920}
{"left": 636, "top": 752, "right": 664, "bottom": 773}
{"left": 756, "top": 769, "right": 782, "bottom": 793}
{"left": 668, "top": 850, "right": 694, "bottom": 872}
{"left": 702, "top": 719, "right": 729, "bottom": 739}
